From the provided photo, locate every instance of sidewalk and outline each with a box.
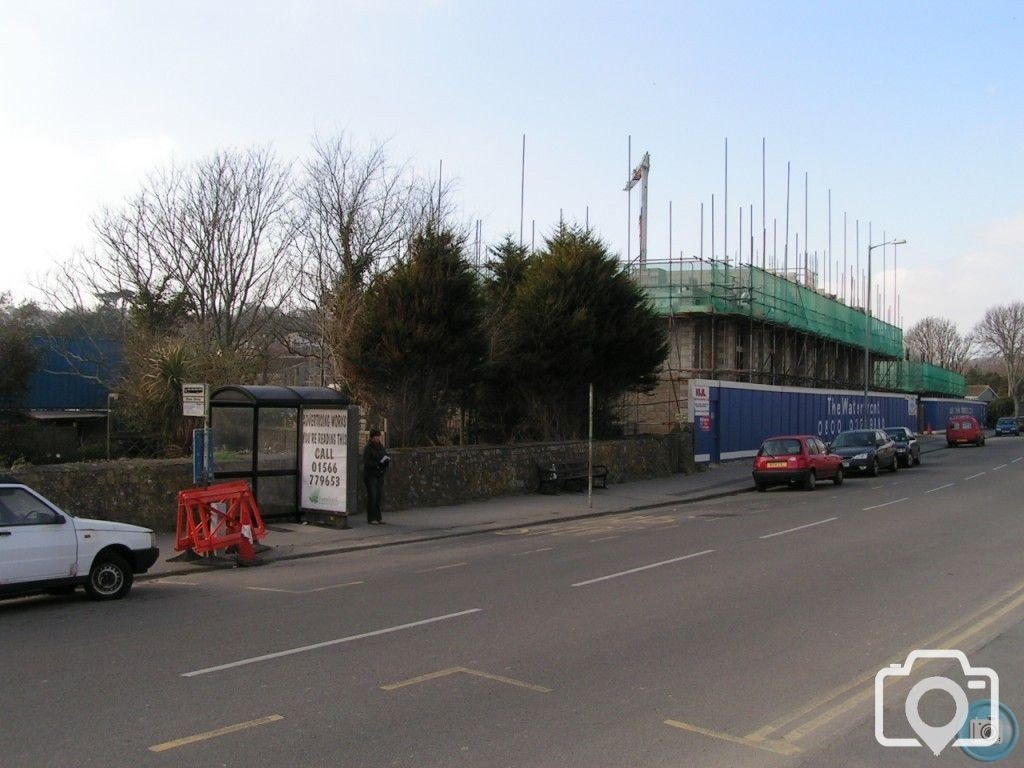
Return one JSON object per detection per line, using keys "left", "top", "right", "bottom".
{"left": 147, "top": 434, "right": 953, "bottom": 579}
{"left": 147, "top": 460, "right": 755, "bottom": 578}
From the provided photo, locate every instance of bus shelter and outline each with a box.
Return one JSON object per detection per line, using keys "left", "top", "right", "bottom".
{"left": 209, "top": 385, "right": 359, "bottom": 525}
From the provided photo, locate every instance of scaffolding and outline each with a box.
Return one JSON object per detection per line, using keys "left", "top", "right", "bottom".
{"left": 627, "top": 256, "right": 964, "bottom": 432}
{"left": 638, "top": 257, "right": 903, "bottom": 358}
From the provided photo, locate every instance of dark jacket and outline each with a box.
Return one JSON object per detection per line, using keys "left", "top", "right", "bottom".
{"left": 363, "top": 441, "right": 388, "bottom": 477}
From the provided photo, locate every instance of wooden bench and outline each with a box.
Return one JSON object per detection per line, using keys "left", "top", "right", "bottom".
{"left": 537, "top": 460, "right": 609, "bottom": 493}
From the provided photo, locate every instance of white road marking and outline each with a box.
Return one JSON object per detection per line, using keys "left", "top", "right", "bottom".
{"left": 965, "top": 472, "right": 987, "bottom": 480}
{"left": 147, "top": 579, "right": 201, "bottom": 587}
{"left": 925, "top": 483, "right": 955, "bottom": 494}
{"left": 417, "top": 562, "right": 468, "bottom": 573}
{"left": 180, "top": 609, "right": 481, "bottom": 677}
{"left": 571, "top": 550, "right": 714, "bottom": 587}
{"left": 246, "top": 581, "right": 363, "bottom": 594}
{"left": 1013, "top": 457, "right": 1023, "bottom": 464}
{"left": 511, "top": 547, "right": 553, "bottom": 556}
{"left": 588, "top": 535, "right": 621, "bottom": 542}
{"left": 759, "top": 517, "right": 838, "bottom": 540}
{"left": 993, "top": 464, "right": 1008, "bottom": 471}
{"left": 862, "top": 497, "right": 909, "bottom": 511}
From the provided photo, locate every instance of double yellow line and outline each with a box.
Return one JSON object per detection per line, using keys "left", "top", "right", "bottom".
{"left": 668, "top": 574, "right": 1024, "bottom": 756}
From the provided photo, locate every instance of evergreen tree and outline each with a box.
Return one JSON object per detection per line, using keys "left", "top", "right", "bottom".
{"left": 346, "top": 225, "right": 486, "bottom": 446}
{"left": 493, "top": 226, "right": 667, "bottom": 439}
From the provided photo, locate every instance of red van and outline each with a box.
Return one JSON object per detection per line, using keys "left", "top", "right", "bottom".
{"left": 947, "top": 416, "right": 985, "bottom": 447}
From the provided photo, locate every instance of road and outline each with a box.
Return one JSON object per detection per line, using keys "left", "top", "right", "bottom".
{"left": 5, "top": 437, "right": 1024, "bottom": 767}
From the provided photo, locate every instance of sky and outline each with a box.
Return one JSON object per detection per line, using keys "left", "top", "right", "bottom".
{"left": 1, "top": 0, "right": 1022, "bottom": 332}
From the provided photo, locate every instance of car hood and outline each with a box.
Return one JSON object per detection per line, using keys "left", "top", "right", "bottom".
{"left": 831, "top": 446, "right": 875, "bottom": 457}
{"left": 73, "top": 516, "right": 153, "bottom": 535}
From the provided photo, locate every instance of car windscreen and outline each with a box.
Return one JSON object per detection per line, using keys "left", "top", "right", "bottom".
{"left": 884, "top": 428, "right": 907, "bottom": 441}
{"left": 998, "top": 418, "right": 1015, "bottom": 425}
{"left": 759, "top": 438, "right": 802, "bottom": 456}
{"left": 832, "top": 432, "right": 874, "bottom": 448}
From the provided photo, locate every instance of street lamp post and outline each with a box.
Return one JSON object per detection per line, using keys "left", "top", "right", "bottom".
{"left": 863, "top": 238, "right": 907, "bottom": 426}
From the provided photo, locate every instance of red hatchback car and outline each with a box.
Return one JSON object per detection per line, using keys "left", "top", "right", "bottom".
{"left": 947, "top": 416, "right": 985, "bottom": 447}
{"left": 752, "top": 435, "right": 845, "bottom": 491}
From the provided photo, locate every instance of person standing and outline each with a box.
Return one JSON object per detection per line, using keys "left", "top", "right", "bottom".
{"left": 362, "top": 428, "right": 389, "bottom": 524}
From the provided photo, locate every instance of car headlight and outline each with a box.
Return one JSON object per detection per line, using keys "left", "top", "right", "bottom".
{"left": 149, "top": 532, "right": 157, "bottom": 549}
{"left": 853, "top": 453, "right": 869, "bottom": 460}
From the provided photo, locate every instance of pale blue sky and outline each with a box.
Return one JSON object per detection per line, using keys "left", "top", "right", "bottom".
{"left": 1, "top": 0, "right": 1021, "bottom": 330}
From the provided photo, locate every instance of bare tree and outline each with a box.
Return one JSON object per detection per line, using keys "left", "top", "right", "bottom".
{"left": 292, "top": 134, "right": 415, "bottom": 387}
{"left": 904, "top": 316, "right": 973, "bottom": 372}
{"left": 973, "top": 302, "right": 1024, "bottom": 414}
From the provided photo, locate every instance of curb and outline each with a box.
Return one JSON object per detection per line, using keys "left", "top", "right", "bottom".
{"left": 140, "top": 483, "right": 753, "bottom": 581}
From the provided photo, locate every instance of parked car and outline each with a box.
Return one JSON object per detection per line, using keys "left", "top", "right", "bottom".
{"left": 884, "top": 426, "right": 921, "bottom": 467}
{"left": 0, "top": 480, "right": 159, "bottom": 601}
{"left": 995, "top": 417, "right": 1020, "bottom": 437}
{"left": 828, "top": 429, "right": 898, "bottom": 476}
{"left": 752, "top": 435, "right": 844, "bottom": 492}
{"left": 947, "top": 416, "right": 985, "bottom": 447}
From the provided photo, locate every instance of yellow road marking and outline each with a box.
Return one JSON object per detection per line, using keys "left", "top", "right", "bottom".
{"left": 148, "top": 715, "right": 283, "bottom": 752}
{"left": 381, "top": 666, "right": 551, "bottom": 693}
{"left": 664, "top": 720, "right": 801, "bottom": 756}
{"left": 745, "top": 577, "right": 1024, "bottom": 745}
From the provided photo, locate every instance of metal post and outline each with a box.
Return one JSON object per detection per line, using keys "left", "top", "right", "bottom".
{"left": 588, "top": 383, "right": 594, "bottom": 509}
{"left": 864, "top": 244, "right": 872, "bottom": 427}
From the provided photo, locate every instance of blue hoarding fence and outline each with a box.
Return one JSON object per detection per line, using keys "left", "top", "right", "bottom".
{"left": 690, "top": 379, "right": 919, "bottom": 464}
{"left": 920, "top": 398, "right": 987, "bottom": 433}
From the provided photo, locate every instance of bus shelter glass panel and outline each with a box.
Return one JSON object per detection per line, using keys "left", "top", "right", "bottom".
{"left": 258, "top": 407, "right": 297, "bottom": 471}
{"left": 214, "top": 409, "right": 253, "bottom": 473}
{"left": 256, "top": 475, "right": 297, "bottom": 518}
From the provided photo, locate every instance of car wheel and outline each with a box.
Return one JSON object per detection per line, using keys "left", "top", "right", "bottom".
{"left": 804, "top": 470, "right": 816, "bottom": 491}
{"left": 85, "top": 552, "right": 133, "bottom": 601}
{"left": 833, "top": 466, "right": 844, "bottom": 486}
{"left": 889, "top": 456, "right": 899, "bottom": 473}
{"left": 914, "top": 452, "right": 921, "bottom": 466}
{"left": 755, "top": 481, "right": 767, "bottom": 492}
{"left": 869, "top": 458, "right": 879, "bottom": 477}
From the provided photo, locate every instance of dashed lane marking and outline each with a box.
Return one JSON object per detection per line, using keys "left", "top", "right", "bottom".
{"left": 511, "top": 547, "right": 553, "bottom": 556}
{"left": 759, "top": 518, "right": 838, "bottom": 540}
{"left": 417, "top": 562, "right": 468, "bottom": 573}
{"left": 862, "top": 497, "right": 908, "bottom": 511}
{"left": 571, "top": 550, "right": 714, "bottom": 587}
{"left": 925, "top": 483, "right": 955, "bottom": 494}
{"left": 246, "top": 581, "right": 363, "bottom": 594}
{"left": 965, "top": 472, "right": 986, "bottom": 480}
{"left": 181, "top": 609, "right": 482, "bottom": 677}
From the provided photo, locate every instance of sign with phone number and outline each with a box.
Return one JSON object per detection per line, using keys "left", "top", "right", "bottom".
{"left": 300, "top": 409, "right": 348, "bottom": 512}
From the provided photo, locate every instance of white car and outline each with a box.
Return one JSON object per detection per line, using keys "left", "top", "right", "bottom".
{"left": 0, "top": 481, "right": 159, "bottom": 601}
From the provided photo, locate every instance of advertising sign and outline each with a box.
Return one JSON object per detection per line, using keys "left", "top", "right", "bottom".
{"left": 694, "top": 385, "right": 710, "bottom": 417}
{"left": 182, "top": 383, "right": 207, "bottom": 418}
{"left": 300, "top": 408, "right": 348, "bottom": 513}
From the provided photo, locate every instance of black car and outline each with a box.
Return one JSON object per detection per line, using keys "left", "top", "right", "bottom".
{"left": 885, "top": 426, "right": 921, "bottom": 467}
{"left": 828, "top": 429, "right": 899, "bottom": 476}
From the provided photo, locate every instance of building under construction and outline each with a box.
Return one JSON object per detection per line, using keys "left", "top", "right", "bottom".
{"left": 631, "top": 256, "right": 966, "bottom": 432}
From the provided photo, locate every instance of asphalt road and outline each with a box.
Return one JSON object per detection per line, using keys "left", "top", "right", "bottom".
{"left": 5, "top": 437, "right": 1024, "bottom": 767}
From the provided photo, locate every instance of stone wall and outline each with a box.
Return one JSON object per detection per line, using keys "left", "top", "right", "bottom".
{"left": 8, "top": 435, "right": 684, "bottom": 531}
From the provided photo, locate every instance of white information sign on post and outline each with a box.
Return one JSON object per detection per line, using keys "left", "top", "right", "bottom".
{"left": 182, "top": 383, "right": 208, "bottom": 418}
{"left": 300, "top": 408, "right": 348, "bottom": 514}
